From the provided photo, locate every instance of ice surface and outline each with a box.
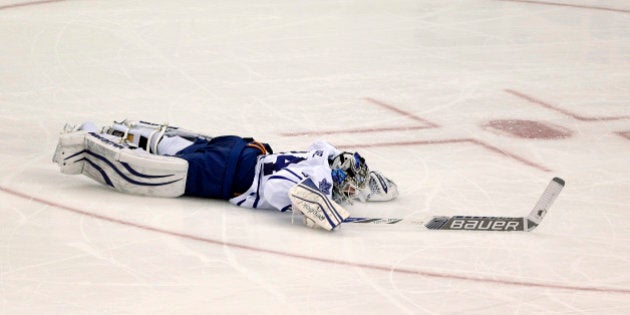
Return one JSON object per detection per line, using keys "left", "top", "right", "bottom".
{"left": 1, "top": 0, "right": 629, "bottom": 313}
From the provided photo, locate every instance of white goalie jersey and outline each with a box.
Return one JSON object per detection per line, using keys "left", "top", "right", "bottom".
{"left": 230, "top": 141, "right": 341, "bottom": 212}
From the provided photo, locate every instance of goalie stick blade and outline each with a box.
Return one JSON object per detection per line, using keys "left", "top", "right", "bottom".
{"left": 524, "top": 176, "right": 565, "bottom": 231}
{"left": 343, "top": 177, "right": 565, "bottom": 232}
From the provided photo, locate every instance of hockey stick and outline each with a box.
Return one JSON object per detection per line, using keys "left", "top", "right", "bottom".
{"left": 344, "top": 177, "right": 565, "bottom": 232}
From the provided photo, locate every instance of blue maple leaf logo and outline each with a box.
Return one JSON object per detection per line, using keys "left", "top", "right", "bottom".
{"left": 318, "top": 178, "right": 332, "bottom": 194}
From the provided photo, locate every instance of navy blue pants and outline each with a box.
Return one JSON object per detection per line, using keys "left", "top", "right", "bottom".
{"left": 175, "top": 136, "right": 272, "bottom": 199}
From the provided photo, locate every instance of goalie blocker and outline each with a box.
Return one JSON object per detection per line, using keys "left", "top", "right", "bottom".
{"left": 289, "top": 178, "right": 350, "bottom": 231}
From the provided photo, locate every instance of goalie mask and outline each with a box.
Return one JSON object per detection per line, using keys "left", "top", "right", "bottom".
{"left": 329, "top": 152, "right": 369, "bottom": 203}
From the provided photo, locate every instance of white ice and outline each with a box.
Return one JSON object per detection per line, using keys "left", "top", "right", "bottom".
{"left": 1, "top": 0, "right": 629, "bottom": 313}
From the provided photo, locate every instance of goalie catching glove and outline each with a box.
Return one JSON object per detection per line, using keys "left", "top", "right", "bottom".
{"left": 289, "top": 178, "right": 350, "bottom": 231}
{"left": 356, "top": 171, "right": 399, "bottom": 202}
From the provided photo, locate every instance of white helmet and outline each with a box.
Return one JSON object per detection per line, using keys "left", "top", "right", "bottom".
{"left": 329, "top": 152, "right": 369, "bottom": 203}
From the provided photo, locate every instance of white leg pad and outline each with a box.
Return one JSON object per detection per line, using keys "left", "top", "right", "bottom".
{"left": 53, "top": 130, "right": 91, "bottom": 174}
{"left": 289, "top": 178, "right": 350, "bottom": 231}
{"left": 55, "top": 132, "right": 188, "bottom": 197}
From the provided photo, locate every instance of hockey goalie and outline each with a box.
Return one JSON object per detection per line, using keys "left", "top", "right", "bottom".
{"left": 52, "top": 120, "right": 399, "bottom": 231}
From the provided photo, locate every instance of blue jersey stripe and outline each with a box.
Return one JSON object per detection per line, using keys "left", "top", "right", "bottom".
{"left": 284, "top": 169, "right": 303, "bottom": 181}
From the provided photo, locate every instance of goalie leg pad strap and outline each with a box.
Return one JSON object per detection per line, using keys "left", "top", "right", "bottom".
{"left": 104, "top": 120, "right": 211, "bottom": 155}
{"left": 289, "top": 178, "right": 350, "bottom": 231}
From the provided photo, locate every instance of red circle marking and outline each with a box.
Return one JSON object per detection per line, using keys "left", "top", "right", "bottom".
{"left": 483, "top": 119, "right": 572, "bottom": 139}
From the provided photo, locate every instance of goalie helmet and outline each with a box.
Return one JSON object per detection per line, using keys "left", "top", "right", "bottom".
{"left": 329, "top": 152, "right": 369, "bottom": 203}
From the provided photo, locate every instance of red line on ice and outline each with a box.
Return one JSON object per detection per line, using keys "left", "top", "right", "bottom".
{"left": 505, "top": 89, "right": 630, "bottom": 121}
{"left": 617, "top": 131, "right": 630, "bottom": 141}
{"left": 281, "top": 98, "right": 439, "bottom": 137}
{"left": 497, "top": 0, "right": 630, "bottom": 14}
{"left": 7, "top": 184, "right": 625, "bottom": 294}
{"left": 364, "top": 97, "right": 440, "bottom": 127}
{"left": 0, "top": 0, "right": 69, "bottom": 10}
{"left": 281, "top": 125, "right": 434, "bottom": 137}
{"left": 337, "top": 138, "right": 552, "bottom": 173}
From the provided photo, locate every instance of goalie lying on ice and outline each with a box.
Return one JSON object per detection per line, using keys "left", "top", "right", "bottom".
{"left": 52, "top": 120, "right": 399, "bottom": 231}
